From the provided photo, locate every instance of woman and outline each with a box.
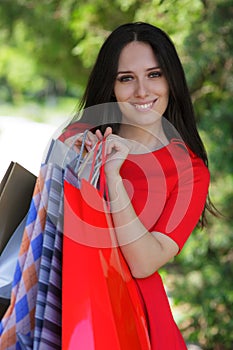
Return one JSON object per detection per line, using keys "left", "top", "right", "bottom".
{"left": 61, "top": 22, "right": 214, "bottom": 349}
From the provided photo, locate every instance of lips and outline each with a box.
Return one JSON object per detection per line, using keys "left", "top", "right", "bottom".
{"left": 133, "top": 101, "right": 155, "bottom": 111}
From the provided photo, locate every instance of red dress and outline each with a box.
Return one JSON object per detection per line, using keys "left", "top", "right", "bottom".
{"left": 119, "top": 140, "right": 210, "bottom": 349}
{"left": 60, "top": 126, "right": 210, "bottom": 349}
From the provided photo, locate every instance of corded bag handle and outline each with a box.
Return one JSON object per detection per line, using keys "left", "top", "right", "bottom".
{"left": 77, "top": 141, "right": 102, "bottom": 186}
{"left": 73, "top": 129, "right": 89, "bottom": 173}
{"left": 79, "top": 138, "right": 110, "bottom": 210}
{"left": 98, "top": 139, "right": 110, "bottom": 210}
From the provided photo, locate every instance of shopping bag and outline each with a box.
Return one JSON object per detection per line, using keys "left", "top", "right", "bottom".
{"left": 0, "top": 162, "right": 36, "bottom": 254}
{"left": 43, "top": 138, "right": 79, "bottom": 170}
{"left": 0, "top": 216, "right": 27, "bottom": 320}
{"left": 0, "top": 216, "right": 27, "bottom": 299}
{"left": 32, "top": 163, "right": 65, "bottom": 350}
{"left": 62, "top": 141, "right": 151, "bottom": 350}
{"left": 0, "top": 164, "right": 51, "bottom": 349}
{"left": 0, "top": 132, "right": 89, "bottom": 349}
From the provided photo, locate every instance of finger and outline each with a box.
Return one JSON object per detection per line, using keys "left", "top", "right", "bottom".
{"left": 86, "top": 131, "right": 96, "bottom": 143}
{"left": 95, "top": 129, "right": 104, "bottom": 141}
{"left": 106, "top": 138, "right": 123, "bottom": 155}
{"left": 74, "top": 136, "right": 89, "bottom": 147}
{"left": 85, "top": 131, "right": 98, "bottom": 150}
{"left": 104, "top": 127, "right": 112, "bottom": 138}
{"left": 73, "top": 135, "right": 83, "bottom": 149}
{"left": 73, "top": 133, "right": 93, "bottom": 153}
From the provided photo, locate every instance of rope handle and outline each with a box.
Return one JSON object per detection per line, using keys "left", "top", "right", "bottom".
{"left": 73, "top": 129, "right": 88, "bottom": 173}
{"left": 75, "top": 134, "right": 110, "bottom": 210}
{"left": 88, "top": 141, "right": 102, "bottom": 184}
{"left": 86, "top": 138, "right": 110, "bottom": 210}
{"left": 99, "top": 139, "right": 110, "bottom": 210}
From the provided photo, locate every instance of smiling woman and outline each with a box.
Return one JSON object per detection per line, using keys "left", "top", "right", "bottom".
{"left": 114, "top": 41, "right": 169, "bottom": 118}
{"left": 114, "top": 41, "right": 170, "bottom": 149}
{"left": 58, "top": 22, "right": 217, "bottom": 349}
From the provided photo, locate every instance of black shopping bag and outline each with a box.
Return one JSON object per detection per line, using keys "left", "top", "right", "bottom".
{"left": 0, "top": 162, "right": 36, "bottom": 254}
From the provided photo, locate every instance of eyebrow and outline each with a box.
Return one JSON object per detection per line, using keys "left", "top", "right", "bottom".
{"left": 117, "top": 66, "right": 161, "bottom": 75}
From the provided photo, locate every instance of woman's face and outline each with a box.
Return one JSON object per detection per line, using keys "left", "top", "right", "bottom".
{"left": 114, "top": 41, "right": 169, "bottom": 127}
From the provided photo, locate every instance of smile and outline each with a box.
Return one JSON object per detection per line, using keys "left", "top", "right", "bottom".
{"left": 134, "top": 101, "right": 154, "bottom": 111}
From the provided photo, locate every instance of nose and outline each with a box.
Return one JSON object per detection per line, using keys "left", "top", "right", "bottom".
{"left": 134, "top": 79, "right": 149, "bottom": 98}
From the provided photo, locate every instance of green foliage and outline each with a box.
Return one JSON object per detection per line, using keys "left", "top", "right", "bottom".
{"left": 0, "top": 23, "right": 46, "bottom": 102}
{"left": 0, "top": 0, "right": 232, "bottom": 348}
{"left": 166, "top": 2, "right": 233, "bottom": 348}
{"left": 169, "top": 207, "right": 233, "bottom": 349}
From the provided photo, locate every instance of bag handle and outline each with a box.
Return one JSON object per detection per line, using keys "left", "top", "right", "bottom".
{"left": 76, "top": 136, "right": 110, "bottom": 210}
{"left": 88, "top": 141, "right": 102, "bottom": 185}
{"left": 86, "top": 139, "right": 110, "bottom": 210}
{"left": 99, "top": 139, "right": 110, "bottom": 210}
{"left": 76, "top": 132, "right": 100, "bottom": 179}
{"left": 73, "top": 129, "right": 88, "bottom": 173}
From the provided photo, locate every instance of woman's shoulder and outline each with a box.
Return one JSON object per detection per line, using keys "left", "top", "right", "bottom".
{"left": 153, "top": 139, "right": 210, "bottom": 181}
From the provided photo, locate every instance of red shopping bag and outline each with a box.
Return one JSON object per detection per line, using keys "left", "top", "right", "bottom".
{"left": 62, "top": 175, "right": 151, "bottom": 349}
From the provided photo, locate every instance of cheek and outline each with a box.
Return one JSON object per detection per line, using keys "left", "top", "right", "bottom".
{"left": 160, "top": 85, "right": 169, "bottom": 106}
{"left": 156, "top": 80, "right": 169, "bottom": 95}
{"left": 162, "top": 93, "right": 169, "bottom": 110}
{"left": 114, "top": 84, "right": 132, "bottom": 102}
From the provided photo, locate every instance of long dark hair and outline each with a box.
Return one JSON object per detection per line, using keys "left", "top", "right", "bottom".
{"left": 73, "top": 22, "right": 218, "bottom": 225}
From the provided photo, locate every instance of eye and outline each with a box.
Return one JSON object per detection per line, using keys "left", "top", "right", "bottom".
{"left": 117, "top": 75, "right": 134, "bottom": 82}
{"left": 148, "top": 71, "right": 162, "bottom": 78}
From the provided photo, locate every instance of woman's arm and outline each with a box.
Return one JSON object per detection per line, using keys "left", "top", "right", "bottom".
{"left": 104, "top": 135, "right": 179, "bottom": 278}
{"left": 107, "top": 173, "right": 179, "bottom": 278}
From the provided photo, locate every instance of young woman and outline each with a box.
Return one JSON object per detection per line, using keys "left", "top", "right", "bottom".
{"left": 61, "top": 22, "right": 215, "bottom": 349}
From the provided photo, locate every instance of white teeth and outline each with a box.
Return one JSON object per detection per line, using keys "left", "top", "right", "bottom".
{"left": 134, "top": 102, "right": 153, "bottom": 110}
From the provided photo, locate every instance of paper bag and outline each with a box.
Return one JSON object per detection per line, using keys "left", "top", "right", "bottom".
{"left": 0, "top": 162, "right": 36, "bottom": 254}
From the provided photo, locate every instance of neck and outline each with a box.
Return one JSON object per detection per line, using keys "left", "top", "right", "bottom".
{"left": 118, "top": 123, "right": 169, "bottom": 153}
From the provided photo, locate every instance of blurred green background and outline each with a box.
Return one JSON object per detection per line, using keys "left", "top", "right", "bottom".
{"left": 0, "top": 0, "right": 232, "bottom": 349}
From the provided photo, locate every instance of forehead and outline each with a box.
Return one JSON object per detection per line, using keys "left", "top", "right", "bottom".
{"left": 117, "top": 41, "right": 158, "bottom": 69}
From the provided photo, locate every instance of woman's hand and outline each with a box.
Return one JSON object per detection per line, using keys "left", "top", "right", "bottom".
{"left": 73, "top": 131, "right": 98, "bottom": 153}
{"left": 104, "top": 134, "right": 132, "bottom": 178}
{"left": 65, "top": 127, "right": 113, "bottom": 154}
